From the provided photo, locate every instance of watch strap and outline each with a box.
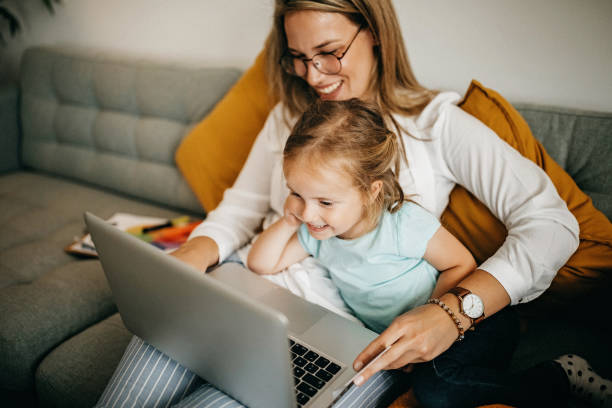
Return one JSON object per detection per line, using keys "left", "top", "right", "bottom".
{"left": 448, "top": 286, "right": 470, "bottom": 299}
{"left": 447, "top": 287, "right": 485, "bottom": 328}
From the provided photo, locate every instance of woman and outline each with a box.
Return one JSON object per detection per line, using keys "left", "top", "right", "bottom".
{"left": 96, "top": 1, "right": 609, "bottom": 407}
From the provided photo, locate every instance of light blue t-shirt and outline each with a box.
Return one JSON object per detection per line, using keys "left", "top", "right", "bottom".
{"left": 297, "top": 202, "right": 441, "bottom": 333}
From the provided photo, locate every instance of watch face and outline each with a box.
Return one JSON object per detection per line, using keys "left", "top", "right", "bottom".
{"left": 462, "top": 293, "right": 484, "bottom": 319}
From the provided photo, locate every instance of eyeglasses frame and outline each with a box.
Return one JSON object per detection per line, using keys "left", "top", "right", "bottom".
{"left": 281, "top": 25, "right": 363, "bottom": 77}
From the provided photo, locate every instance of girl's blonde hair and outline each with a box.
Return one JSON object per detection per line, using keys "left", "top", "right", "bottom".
{"left": 283, "top": 99, "right": 404, "bottom": 226}
{"left": 265, "top": 0, "right": 438, "bottom": 163}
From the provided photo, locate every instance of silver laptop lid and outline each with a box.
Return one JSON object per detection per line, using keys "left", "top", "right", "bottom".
{"left": 85, "top": 212, "right": 296, "bottom": 408}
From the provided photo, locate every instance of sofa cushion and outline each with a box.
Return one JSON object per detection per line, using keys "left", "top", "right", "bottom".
{"left": 0, "top": 258, "right": 114, "bottom": 391}
{"left": 36, "top": 313, "right": 132, "bottom": 408}
{"left": 0, "top": 82, "right": 20, "bottom": 173}
{"left": 175, "top": 50, "right": 277, "bottom": 212}
{"left": 19, "top": 46, "right": 242, "bottom": 213}
{"left": 442, "top": 80, "right": 612, "bottom": 315}
{"left": 516, "top": 104, "right": 612, "bottom": 221}
{"left": 0, "top": 171, "right": 193, "bottom": 392}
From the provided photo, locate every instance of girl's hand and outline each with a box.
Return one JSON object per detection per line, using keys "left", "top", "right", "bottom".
{"left": 352, "top": 301, "right": 462, "bottom": 385}
{"left": 283, "top": 194, "right": 303, "bottom": 227}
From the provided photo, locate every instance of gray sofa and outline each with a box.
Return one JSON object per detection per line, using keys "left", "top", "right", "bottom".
{"left": 0, "top": 46, "right": 610, "bottom": 407}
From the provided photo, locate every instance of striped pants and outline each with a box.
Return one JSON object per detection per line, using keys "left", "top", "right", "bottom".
{"left": 95, "top": 336, "right": 406, "bottom": 408}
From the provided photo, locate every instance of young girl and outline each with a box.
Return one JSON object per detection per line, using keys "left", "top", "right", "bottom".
{"left": 247, "top": 98, "right": 477, "bottom": 334}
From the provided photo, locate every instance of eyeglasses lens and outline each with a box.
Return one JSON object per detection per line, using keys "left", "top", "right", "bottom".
{"left": 284, "top": 54, "right": 341, "bottom": 76}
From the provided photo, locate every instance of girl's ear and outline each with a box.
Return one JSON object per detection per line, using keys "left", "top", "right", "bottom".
{"left": 369, "top": 180, "right": 383, "bottom": 201}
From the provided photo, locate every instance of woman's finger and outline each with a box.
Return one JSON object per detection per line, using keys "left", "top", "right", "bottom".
{"left": 373, "top": 336, "right": 424, "bottom": 370}
{"left": 354, "top": 341, "right": 420, "bottom": 385}
{"left": 353, "top": 339, "right": 387, "bottom": 371}
{"left": 383, "top": 344, "right": 427, "bottom": 369}
{"left": 353, "top": 325, "right": 403, "bottom": 371}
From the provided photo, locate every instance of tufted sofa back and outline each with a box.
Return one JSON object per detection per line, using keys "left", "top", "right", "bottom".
{"left": 19, "top": 46, "right": 242, "bottom": 214}
{"left": 516, "top": 104, "right": 612, "bottom": 220}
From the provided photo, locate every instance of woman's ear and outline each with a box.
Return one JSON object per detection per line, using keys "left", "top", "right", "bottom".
{"left": 369, "top": 180, "right": 383, "bottom": 201}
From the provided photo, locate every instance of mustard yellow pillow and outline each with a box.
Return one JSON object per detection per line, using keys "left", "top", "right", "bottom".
{"left": 175, "top": 50, "right": 277, "bottom": 212}
{"left": 442, "top": 80, "right": 612, "bottom": 316}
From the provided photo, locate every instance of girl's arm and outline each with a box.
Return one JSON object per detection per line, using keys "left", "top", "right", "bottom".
{"left": 247, "top": 195, "right": 309, "bottom": 274}
{"left": 423, "top": 226, "right": 477, "bottom": 298}
{"left": 247, "top": 219, "right": 308, "bottom": 274}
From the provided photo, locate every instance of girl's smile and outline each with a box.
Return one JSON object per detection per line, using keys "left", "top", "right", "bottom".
{"left": 306, "top": 222, "right": 329, "bottom": 235}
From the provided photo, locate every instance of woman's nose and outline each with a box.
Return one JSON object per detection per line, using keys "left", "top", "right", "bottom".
{"left": 305, "top": 61, "right": 325, "bottom": 87}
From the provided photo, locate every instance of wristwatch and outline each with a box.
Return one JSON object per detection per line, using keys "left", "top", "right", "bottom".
{"left": 448, "top": 287, "right": 485, "bottom": 329}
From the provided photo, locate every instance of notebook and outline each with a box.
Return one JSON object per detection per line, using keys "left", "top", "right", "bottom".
{"left": 85, "top": 212, "right": 378, "bottom": 408}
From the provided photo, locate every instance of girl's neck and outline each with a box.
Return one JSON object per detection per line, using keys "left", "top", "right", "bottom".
{"left": 337, "top": 215, "right": 379, "bottom": 240}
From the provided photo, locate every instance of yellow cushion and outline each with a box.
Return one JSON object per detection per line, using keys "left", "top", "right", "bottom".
{"left": 175, "top": 50, "right": 276, "bottom": 212}
{"left": 442, "top": 80, "right": 612, "bottom": 316}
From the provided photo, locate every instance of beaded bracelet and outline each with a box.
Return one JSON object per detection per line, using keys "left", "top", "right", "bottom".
{"left": 427, "top": 298, "right": 465, "bottom": 342}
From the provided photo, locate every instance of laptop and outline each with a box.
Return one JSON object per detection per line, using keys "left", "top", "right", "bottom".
{"left": 85, "top": 212, "right": 378, "bottom": 408}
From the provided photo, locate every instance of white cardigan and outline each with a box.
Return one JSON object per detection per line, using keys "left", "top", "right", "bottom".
{"left": 190, "top": 92, "right": 579, "bottom": 307}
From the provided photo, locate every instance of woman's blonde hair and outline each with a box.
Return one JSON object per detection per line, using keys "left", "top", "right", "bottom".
{"left": 266, "top": 0, "right": 437, "bottom": 119}
{"left": 266, "top": 0, "right": 438, "bottom": 166}
{"left": 283, "top": 99, "right": 405, "bottom": 226}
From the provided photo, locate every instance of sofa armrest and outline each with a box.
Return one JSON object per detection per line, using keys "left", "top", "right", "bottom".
{"left": 0, "top": 82, "right": 20, "bottom": 173}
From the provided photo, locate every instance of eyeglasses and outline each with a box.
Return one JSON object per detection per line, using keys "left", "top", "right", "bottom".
{"left": 280, "top": 26, "right": 362, "bottom": 77}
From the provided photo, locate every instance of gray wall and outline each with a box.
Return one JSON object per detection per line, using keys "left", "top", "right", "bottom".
{"left": 1, "top": 0, "right": 611, "bottom": 111}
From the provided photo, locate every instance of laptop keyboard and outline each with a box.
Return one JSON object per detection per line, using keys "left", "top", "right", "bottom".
{"left": 289, "top": 339, "right": 343, "bottom": 407}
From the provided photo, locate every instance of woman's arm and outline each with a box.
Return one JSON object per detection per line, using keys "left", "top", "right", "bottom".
{"left": 173, "top": 104, "right": 291, "bottom": 271}
{"left": 424, "top": 226, "right": 477, "bottom": 299}
{"left": 437, "top": 103, "right": 579, "bottom": 305}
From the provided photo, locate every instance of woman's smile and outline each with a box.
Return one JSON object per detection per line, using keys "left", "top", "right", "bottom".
{"left": 316, "top": 80, "right": 343, "bottom": 99}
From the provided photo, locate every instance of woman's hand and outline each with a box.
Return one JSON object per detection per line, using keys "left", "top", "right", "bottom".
{"left": 170, "top": 236, "right": 220, "bottom": 272}
{"left": 283, "top": 194, "right": 304, "bottom": 228}
{"left": 352, "top": 269, "right": 510, "bottom": 385}
{"left": 351, "top": 300, "right": 463, "bottom": 385}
